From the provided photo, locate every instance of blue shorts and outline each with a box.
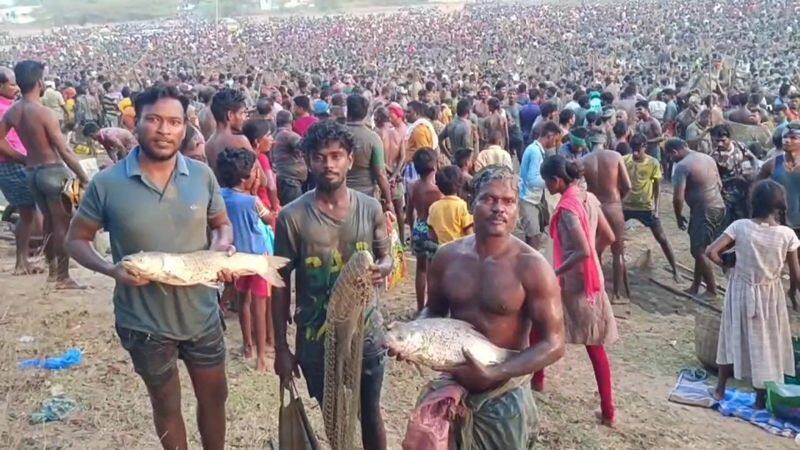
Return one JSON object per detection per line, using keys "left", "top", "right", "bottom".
{"left": 0, "top": 162, "right": 35, "bottom": 208}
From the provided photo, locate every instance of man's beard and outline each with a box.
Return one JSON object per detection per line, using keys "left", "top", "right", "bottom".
{"left": 315, "top": 175, "right": 345, "bottom": 192}
{"left": 140, "top": 142, "right": 179, "bottom": 161}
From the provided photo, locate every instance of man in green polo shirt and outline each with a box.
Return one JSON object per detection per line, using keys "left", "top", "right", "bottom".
{"left": 66, "top": 85, "right": 234, "bottom": 450}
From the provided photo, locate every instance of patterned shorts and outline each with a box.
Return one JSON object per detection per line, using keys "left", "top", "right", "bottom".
{"left": 0, "top": 163, "right": 35, "bottom": 208}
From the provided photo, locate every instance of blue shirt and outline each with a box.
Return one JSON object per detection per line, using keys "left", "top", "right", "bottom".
{"left": 519, "top": 141, "right": 547, "bottom": 204}
{"left": 519, "top": 103, "right": 540, "bottom": 137}
{"left": 78, "top": 147, "right": 226, "bottom": 339}
{"left": 222, "top": 188, "right": 268, "bottom": 255}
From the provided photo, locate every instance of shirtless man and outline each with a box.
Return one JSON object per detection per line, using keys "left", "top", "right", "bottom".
{"left": 482, "top": 97, "right": 509, "bottom": 152}
{"left": 375, "top": 105, "right": 406, "bottom": 242}
{"left": 406, "top": 149, "right": 443, "bottom": 311}
{"left": 205, "top": 88, "right": 252, "bottom": 176}
{"left": 665, "top": 138, "right": 725, "bottom": 298}
{"left": 396, "top": 166, "right": 564, "bottom": 448}
{"left": 197, "top": 86, "right": 216, "bottom": 141}
{"left": 82, "top": 122, "right": 138, "bottom": 163}
{"left": 582, "top": 141, "right": 632, "bottom": 301}
{"left": 0, "top": 60, "right": 88, "bottom": 289}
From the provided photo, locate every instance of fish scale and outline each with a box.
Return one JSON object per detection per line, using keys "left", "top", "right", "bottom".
{"left": 322, "top": 251, "right": 374, "bottom": 450}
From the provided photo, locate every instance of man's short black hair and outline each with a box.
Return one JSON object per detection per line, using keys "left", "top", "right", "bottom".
{"left": 256, "top": 97, "right": 272, "bottom": 116}
{"left": 664, "top": 137, "right": 687, "bottom": 153}
{"left": 709, "top": 123, "right": 733, "bottom": 139}
{"left": 14, "top": 60, "right": 44, "bottom": 94}
{"left": 242, "top": 119, "right": 272, "bottom": 148}
{"left": 407, "top": 100, "right": 427, "bottom": 117}
{"left": 198, "top": 87, "right": 216, "bottom": 104}
{"left": 293, "top": 95, "right": 311, "bottom": 111}
{"left": 346, "top": 94, "right": 369, "bottom": 121}
{"left": 210, "top": 88, "right": 246, "bottom": 124}
{"left": 558, "top": 108, "right": 575, "bottom": 126}
{"left": 134, "top": 84, "right": 189, "bottom": 120}
{"left": 276, "top": 110, "right": 293, "bottom": 128}
{"left": 436, "top": 165, "right": 463, "bottom": 196}
{"left": 413, "top": 147, "right": 437, "bottom": 176}
{"left": 613, "top": 121, "right": 628, "bottom": 138}
{"left": 301, "top": 120, "right": 355, "bottom": 156}
{"left": 456, "top": 98, "right": 472, "bottom": 117}
{"left": 82, "top": 121, "right": 101, "bottom": 137}
{"left": 541, "top": 121, "right": 562, "bottom": 137}
{"left": 635, "top": 100, "right": 650, "bottom": 110}
{"left": 453, "top": 148, "right": 473, "bottom": 168}
{"left": 539, "top": 101, "right": 558, "bottom": 118}
{"left": 216, "top": 147, "right": 255, "bottom": 188}
{"left": 629, "top": 133, "right": 647, "bottom": 152}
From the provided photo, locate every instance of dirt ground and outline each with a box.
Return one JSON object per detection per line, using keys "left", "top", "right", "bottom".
{"left": 0, "top": 187, "right": 797, "bottom": 449}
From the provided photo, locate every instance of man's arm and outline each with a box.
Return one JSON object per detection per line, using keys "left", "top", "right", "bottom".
{"left": 369, "top": 204, "right": 394, "bottom": 284}
{"left": 418, "top": 248, "right": 450, "bottom": 318}
{"left": 45, "top": 112, "right": 88, "bottom": 184}
{"left": 370, "top": 143, "right": 395, "bottom": 216}
{"left": 672, "top": 170, "right": 687, "bottom": 229}
{"left": 617, "top": 157, "right": 632, "bottom": 198}
{"left": 757, "top": 157, "right": 775, "bottom": 181}
{"left": 208, "top": 211, "right": 234, "bottom": 252}
{"left": 482, "top": 254, "right": 565, "bottom": 380}
{"left": 272, "top": 212, "right": 300, "bottom": 382}
{"left": 652, "top": 178, "right": 661, "bottom": 216}
{"left": 0, "top": 118, "right": 24, "bottom": 163}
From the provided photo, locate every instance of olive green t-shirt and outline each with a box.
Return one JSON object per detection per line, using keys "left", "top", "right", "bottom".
{"left": 274, "top": 189, "right": 389, "bottom": 341}
{"left": 78, "top": 148, "right": 225, "bottom": 340}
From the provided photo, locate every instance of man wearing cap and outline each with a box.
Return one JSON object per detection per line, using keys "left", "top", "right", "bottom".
{"left": 312, "top": 99, "right": 331, "bottom": 120}
{"left": 558, "top": 127, "right": 589, "bottom": 161}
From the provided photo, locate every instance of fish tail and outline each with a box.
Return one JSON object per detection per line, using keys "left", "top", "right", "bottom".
{"left": 258, "top": 254, "right": 290, "bottom": 288}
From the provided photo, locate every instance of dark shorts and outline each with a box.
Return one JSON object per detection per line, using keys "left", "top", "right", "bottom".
{"left": 688, "top": 207, "right": 726, "bottom": 254}
{"left": 296, "top": 327, "right": 386, "bottom": 423}
{"left": 411, "top": 220, "right": 438, "bottom": 259}
{"left": 0, "top": 162, "right": 35, "bottom": 208}
{"left": 623, "top": 209, "right": 662, "bottom": 229}
{"left": 26, "top": 164, "right": 72, "bottom": 209}
{"left": 116, "top": 322, "right": 226, "bottom": 387}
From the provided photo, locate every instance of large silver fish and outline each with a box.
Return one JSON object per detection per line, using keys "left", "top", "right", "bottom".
{"left": 121, "top": 250, "right": 288, "bottom": 288}
{"left": 384, "top": 318, "right": 516, "bottom": 370}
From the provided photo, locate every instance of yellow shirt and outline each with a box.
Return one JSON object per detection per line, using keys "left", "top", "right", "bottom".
{"left": 406, "top": 123, "right": 434, "bottom": 160}
{"left": 474, "top": 145, "right": 514, "bottom": 172}
{"left": 427, "top": 195, "right": 474, "bottom": 244}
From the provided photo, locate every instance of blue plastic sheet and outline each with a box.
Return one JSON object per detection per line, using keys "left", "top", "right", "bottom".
{"left": 18, "top": 348, "right": 83, "bottom": 370}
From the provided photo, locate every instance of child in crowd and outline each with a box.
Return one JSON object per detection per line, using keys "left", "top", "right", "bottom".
{"left": 405, "top": 148, "right": 443, "bottom": 311}
{"left": 706, "top": 179, "right": 800, "bottom": 409}
{"left": 243, "top": 119, "right": 280, "bottom": 228}
{"left": 428, "top": 165, "right": 474, "bottom": 244}
{"left": 217, "top": 148, "right": 277, "bottom": 373}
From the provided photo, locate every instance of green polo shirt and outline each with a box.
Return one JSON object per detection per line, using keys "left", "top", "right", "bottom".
{"left": 77, "top": 147, "right": 226, "bottom": 340}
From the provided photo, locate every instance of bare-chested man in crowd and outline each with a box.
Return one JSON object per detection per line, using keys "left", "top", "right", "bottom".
{"left": 205, "top": 88, "right": 252, "bottom": 176}
{"left": 665, "top": 138, "right": 725, "bottom": 298}
{"left": 197, "top": 86, "right": 217, "bottom": 141}
{"left": 375, "top": 105, "right": 406, "bottom": 242}
{"left": 483, "top": 97, "right": 509, "bottom": 152}
{"left": 582, "top": 141, "right": 632, "bottom": 301}
{"left": 394, "top": 166, "right": 565, "bottom": 448}
{"left": 0, "top": 60, "right": 88, "bottom": 289}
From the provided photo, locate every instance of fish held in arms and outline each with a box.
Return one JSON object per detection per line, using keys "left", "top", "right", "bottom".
{"left": 121, "top": 250, "right": 289, "bottom": 288}
{"left": 384, "top": 318, "right": 516, "bottom": 371}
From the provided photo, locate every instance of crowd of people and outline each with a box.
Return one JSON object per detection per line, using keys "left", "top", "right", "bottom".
{"left": 1, "top": 0, "right": 800, "bottom": 448}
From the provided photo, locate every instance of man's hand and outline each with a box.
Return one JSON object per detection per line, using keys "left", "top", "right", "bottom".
{"left": 211, "top": 244, "right": 236, "bottom": 283}
{"left": 369, "top": 262, "right": 390, "bottom": 286}
{"left": 274, "top": 347, "right": 300, "bottom": 385}
{"left": 676, "top": 214, "right": 688, "bottom": 230}
{"left": 111, "top": 263, "right": 150, "bottom": 287}
{"left": 444, "top": 349, "right": 502, "bottom": 392}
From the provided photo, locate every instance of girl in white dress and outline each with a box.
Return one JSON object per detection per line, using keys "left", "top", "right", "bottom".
{"left": 706, "top": 179, "right": 800, "bottom": 409}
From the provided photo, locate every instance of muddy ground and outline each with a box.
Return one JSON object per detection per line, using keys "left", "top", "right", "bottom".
{"left": 0, "top": 187, "right": 796, "bottom": 449}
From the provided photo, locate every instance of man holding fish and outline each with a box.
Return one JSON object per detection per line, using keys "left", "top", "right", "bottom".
{"left": 66, "top": 85, "right": 237, "bottom": 450}
{"left": 386, "top": 165, "right": 565, "bottom": 449}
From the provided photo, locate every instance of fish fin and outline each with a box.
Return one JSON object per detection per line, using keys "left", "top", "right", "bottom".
{"left": 257, "top": 254, "right": 290, "bottom": 288}
{"left": 201, "top": 282, "right": 221, "bottom": 289}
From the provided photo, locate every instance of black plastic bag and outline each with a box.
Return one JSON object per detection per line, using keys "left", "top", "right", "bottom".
{"left": 279, "top": 380, "right": 320, "bottom": 450}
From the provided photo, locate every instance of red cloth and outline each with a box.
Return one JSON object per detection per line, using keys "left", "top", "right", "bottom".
{"left": 402, "top": 383, "right": 467, "bottom": 450}
{"left": 586, "top": 345, "right": 615, "bottom": 421}
{"left": 549, "top": 185, "right": 603, "bottom": 304}
{"left": 292, "top": 115, "right": 318, "bottom": 137}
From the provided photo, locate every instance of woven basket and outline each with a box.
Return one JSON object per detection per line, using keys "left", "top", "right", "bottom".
{"left": 694, "top": 310, "right": 721, "bottom": 370}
